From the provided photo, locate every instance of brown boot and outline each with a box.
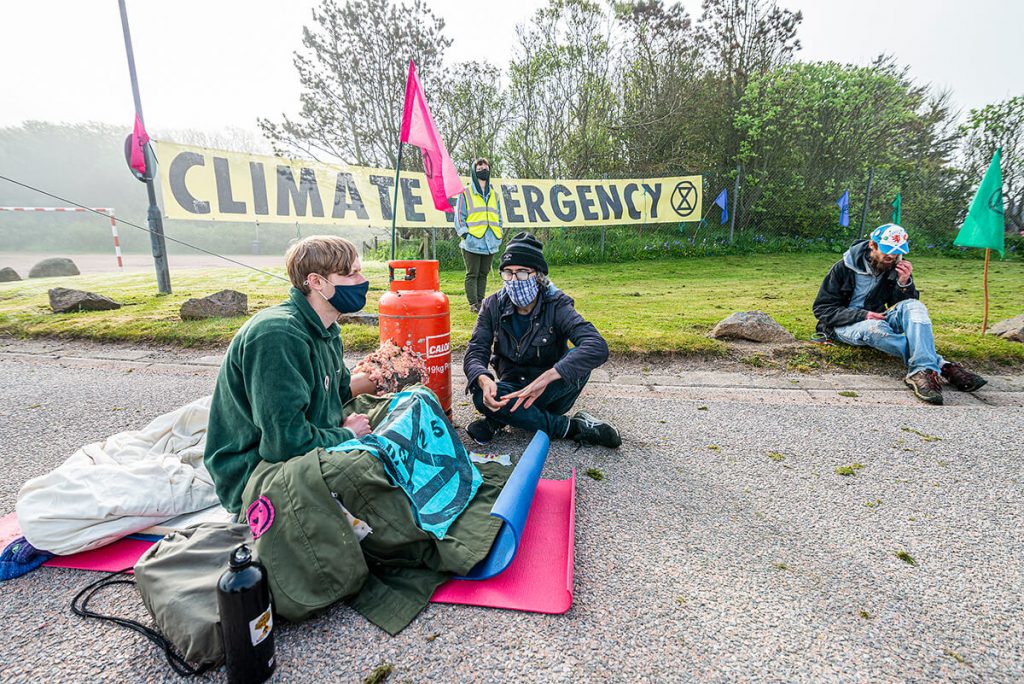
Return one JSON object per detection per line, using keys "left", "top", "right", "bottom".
{"left": 941, "top": 362, "right": 987, "bottom": 392}
{"left": 905, "top": 370, "right": 943, "bottom": 405}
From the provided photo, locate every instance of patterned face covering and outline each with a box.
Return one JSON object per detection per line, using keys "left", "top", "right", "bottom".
{"left": 505, "top": 275, "right": 539, "bottom": 308}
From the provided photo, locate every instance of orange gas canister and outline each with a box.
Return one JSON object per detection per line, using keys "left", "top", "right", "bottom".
{"left": 378, "top": 260, "right": 452, "bottom": 415}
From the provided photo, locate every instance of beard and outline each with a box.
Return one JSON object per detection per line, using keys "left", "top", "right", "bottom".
{"left": 868, "top": 251, "right": 897, "bottom": 272}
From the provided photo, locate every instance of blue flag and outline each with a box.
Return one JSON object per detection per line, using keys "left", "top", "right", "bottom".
{"left": 837, "top": 190, "right": 850, "bottom": 227}
{"left": 714, "top": 188, "right": 728, "bottom": 224}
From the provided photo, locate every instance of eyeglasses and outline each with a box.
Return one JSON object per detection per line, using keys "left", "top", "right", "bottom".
{"left": 500, "top": 268, "right": 535, "bottom": 281}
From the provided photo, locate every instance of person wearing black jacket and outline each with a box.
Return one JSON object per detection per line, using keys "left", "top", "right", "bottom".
{"left": 813, "top": 224, "right": 986, "bottom": 405}
{"left": 463, "top": 232, "right": 621, "bottom": 447}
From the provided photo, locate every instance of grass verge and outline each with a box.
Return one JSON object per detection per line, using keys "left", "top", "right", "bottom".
{"left": 1, "top": 254, "right": 1021, "bottom": 367}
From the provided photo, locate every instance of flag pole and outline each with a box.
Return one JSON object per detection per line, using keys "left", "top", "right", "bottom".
{"left": 390, "top": 142, "right": 404, "bottom": 261}
{"left": 982, "top": 248, "right": 991, "bottom": 334}
{"left": 690, "top": 210, "right": 712, "bottom": 245}
{"left": 729, "top": 164, "right": 740, "bottom": 244}
{"left": 691, "top": 193, "right": 718, "bottom": 241}
{"left": 858, "top": 167, "right": 874, "bottom": 239}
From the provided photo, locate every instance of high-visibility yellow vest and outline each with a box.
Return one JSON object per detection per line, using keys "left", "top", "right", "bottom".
{"left": 463, "top": 185, "right": 502, "bottom": 240}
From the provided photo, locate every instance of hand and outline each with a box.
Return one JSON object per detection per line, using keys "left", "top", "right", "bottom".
{"left": 501, "top": 369, "right": 560, "bottom": 413}
{"left": 348, "top": 372, "right": 377, "bottom": 398}
{"left": 477, "top": 375, "right": 508, "bottom": 412}
{"left": 865, "top": 311, "right": 886, "bottom": 320}
{"left": 895, "top": 259, "right": 913, "bottom": 285}
{"left": 343, "top": 413, "right": 371, "bottom": 437}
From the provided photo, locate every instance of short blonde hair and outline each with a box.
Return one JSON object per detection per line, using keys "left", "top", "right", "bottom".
{"left": 285, "top": 235, "right": 358, "bottom": 294}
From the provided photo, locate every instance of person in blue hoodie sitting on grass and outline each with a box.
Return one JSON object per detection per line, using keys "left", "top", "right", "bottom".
{"left": 812, "top": 224, "right": 986, "bottom": 405}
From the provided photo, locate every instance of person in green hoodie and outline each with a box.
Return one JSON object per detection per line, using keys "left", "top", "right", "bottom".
{"left": 205, "top": 235, "right": 378, "bottom": 514}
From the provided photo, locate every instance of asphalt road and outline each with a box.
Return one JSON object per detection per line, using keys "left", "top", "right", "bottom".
{"left": 1, "top": 340, "right": 1022, "bottom": 683}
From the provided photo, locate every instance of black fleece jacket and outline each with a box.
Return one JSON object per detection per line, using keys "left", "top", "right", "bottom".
{"left": 464, "top": 283, "right": 609, "bottom": 389}
{"left": 812, "top": 240, "right": 920, "bottom": 336}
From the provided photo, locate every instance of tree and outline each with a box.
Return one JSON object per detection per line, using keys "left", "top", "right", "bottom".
{"left": 432, "top": 61, "right": 509, "bottom": 173}
{"left": 0, "top": 121, "right": 145, "bottom": 251}
{"left": 503, "top": 0, "right": 617, "bottom": 178}
{"left": 612, "top": 1, "right": 712, "bottom": 176}
{"left": 699, "top": 0, "right": 802, "bottom": 167}
{"left": 160, "top": 127, "right": 273, "bottom": 154}
{"left": 960, "top": 95, "right": 1024, "bottom": 233}
{"left": 733, "top": 60, "right": 961, "bottom": 239}
{"left": 259, "top": 0, "right": 450, "bottom": 168}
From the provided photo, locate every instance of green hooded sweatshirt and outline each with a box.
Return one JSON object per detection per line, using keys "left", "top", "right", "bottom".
{"left": 205, "top": 287, "right": 353, "bottom": 513}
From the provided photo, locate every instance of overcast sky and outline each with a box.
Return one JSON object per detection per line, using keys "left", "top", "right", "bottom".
{"left": 1, "top": 0, "right": 1021, "bottom": 136}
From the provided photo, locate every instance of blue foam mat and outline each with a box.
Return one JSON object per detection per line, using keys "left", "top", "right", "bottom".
{"left": 457, "top": 431, "right": 550, "bottom": 580}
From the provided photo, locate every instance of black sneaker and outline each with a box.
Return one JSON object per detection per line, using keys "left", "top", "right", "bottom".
{"left": 941, "top": 362, "right": 987, "bottom": 392}
{"left": 466, "top": 418, "right": 500, "bottom": 445}
{"left": 905, "top": 370, "right": 943, "bottom": 405}
{"left": 570, "top": 411, "right": 622, "bottom": 448}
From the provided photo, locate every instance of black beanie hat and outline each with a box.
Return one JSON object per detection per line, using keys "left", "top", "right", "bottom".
{"left": 500, "top": 232, "right": 548, "bottom": 274}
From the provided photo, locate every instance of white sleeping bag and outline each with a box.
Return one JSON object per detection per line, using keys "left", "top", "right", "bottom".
{"left": 15, "top": 396, "right": 220, "bottom": 555}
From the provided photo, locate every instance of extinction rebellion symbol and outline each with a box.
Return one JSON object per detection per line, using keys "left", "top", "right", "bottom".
{"left": 671, "top": 180, "right": 697, "bottom": 217}
{"left": 989, "top": 189, "right": 1004, "bottom": 214}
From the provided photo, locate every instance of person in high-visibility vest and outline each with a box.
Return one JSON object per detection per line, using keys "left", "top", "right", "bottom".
{"left": 454, "top": 157, "right": 503, "bottom": 312}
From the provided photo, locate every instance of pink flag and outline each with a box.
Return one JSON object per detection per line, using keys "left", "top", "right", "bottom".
{"left": 400, "top": 60, "right": 462, "bottom": 212}
{"left": 130, "top": 114, "right": 149, "bottom": 176}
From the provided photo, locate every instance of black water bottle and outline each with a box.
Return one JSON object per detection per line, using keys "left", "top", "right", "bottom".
{"left": 217, "top": 544, "right": 276, "bottom": 684}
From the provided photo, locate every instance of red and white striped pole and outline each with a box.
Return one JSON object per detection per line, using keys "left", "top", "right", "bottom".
{"left": 102, "top": 210, "right": 124, "bottom": 269}
{"left": 0, "top": 207, "right": 123, "bottom": 269}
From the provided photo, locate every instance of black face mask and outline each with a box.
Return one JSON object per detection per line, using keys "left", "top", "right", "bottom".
{"left": 313, "top": 277, "right": 369, "bottom": 314}
{"left": 326, "top": 280, "right": 369, "bottom": 313}
{"left": 476, "top": 168, "right": 490, "bottom": 182}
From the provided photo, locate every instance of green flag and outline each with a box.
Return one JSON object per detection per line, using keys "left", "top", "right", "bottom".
{"left": 891, "top": 193, "right": 901, "bottom": 224}
{"left": 954, "top": 148, "right": 1005, "bottom": 256}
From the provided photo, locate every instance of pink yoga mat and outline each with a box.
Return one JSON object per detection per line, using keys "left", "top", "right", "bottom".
{"left": 0, "top": 512, "right": 23, "bottom": 552}
{"left": 0, "top": 512, "right": 150, "bottom": 573}
{"left": 4, "top": 470, "right": 578, "bottom": 614}
{"left": 44, "top": 540, "right": 150, "bottom": 573}
{"left": 431, "top": 471, "right": 576, "bottom": 614}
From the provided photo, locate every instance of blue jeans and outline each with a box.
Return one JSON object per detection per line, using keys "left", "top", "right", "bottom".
{"left": 470, "top": 374, "right": 589, "bottom": 439}
{"left": 833, "top": 299, "right": 945, "bottom": 376}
